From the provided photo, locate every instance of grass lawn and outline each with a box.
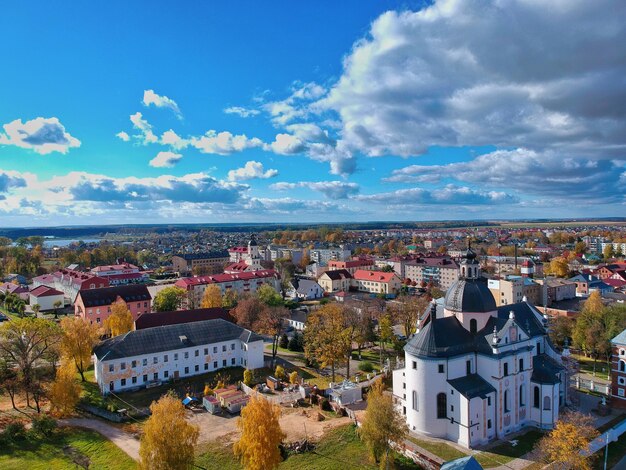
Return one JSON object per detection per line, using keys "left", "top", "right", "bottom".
{"left": 0, "top": 427, "right": 136, "bottom": 470}
{"left": 593, "top": 431, "right": 626, "bottom": 470}
{"left": 196, "top": 424, "right": 420, "bottom": 470}
{"left": 572, "top": 354, "right": 611, "bottom": 378}
{"left": 408, "top": 435, "right": 467, "bottom": 461}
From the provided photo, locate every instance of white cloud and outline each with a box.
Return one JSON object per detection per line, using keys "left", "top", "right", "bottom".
{"left": 263, "top": 81, "right": 326, "bottom": 126}
{"left": 116, "top": 131, "right": 130, "bottom": 142}
{"left": 227, "top": 161, "right": 278, "bottom": 181}
{"left": 191, "top": 130, "right": 264, "bottom": 155}
{"left": 270, "top": 180, "right": 360, "bottom": 199}
{"left": 224, "top": 106, "right": 260, "bottom": 118}
{"left": 0, "top": 117, "right": 80, "bottom": 155}
{"left": 143, "top": 89, "right": 182, "bottom": 118}
{"left": 130, "top": 112, "right": 158, "bottom": 144}
{"left": 356, "top": 185, "right": 517, "bottom": 206}
{"left": 160, "top": 129, "right": 188, "bottom": 150}
{"left": 149, "top": 151, "right": 183, "bottom": 168}
{"left": 268, "top": 133, "right": 306, "bottom": 155}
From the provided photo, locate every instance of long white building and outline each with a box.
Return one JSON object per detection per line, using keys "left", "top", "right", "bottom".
{"left": 393, "top": 246, "right": 566, "bottom": 448}
{"left": 93, "top": 318, "right": 264, "bottom": 395}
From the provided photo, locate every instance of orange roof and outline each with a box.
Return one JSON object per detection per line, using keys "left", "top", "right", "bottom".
{"left": 352, "top": 270, "right": 397, "bottom": 283}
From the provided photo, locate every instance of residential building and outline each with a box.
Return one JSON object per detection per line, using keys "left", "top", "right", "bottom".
{"left": 318, "top": 269, "right": 352, "bottom": 293}
{"left": 172, "top": 250, "right": 230, "bottom": 275}
{"left": 284, "top": 310, "right": 308, "bottom": 331}
{"left": 29, "top": 285, "right": 64, "bottom": 311}
{"left": 286, "top": 278, "right": 324, "bottom": 300}
{"left": 0, "top": 282, "right": 29, "bottom": 301}
{"left": 224, "top": 235, "right": 263, "bottom": 273}
{"left": 93, "top": 318, "right": 264, "bottom": 394}
{"left": 535, "top": 278, "right": 577, "bottom": 306}
{"left": 74, "top": 285, "right": 152, "bottom": 325}
{"left": 134, "top": 307, "right": 233, "bottom": 330}
{"left": 352, "top": 270, "right": 402, "bottom": 295}
{"left": 488, "top": 276, "right": 541, "bottom": 306}
{"left": 309, "top": 247, "right": 351, "bottom": 266}
{"left": 393, "top": 247, "right": 566, "bottom": 448}
{"left": 610, "top": 329, "right": 626, "bottom": 409}
{"left": 32, "top": 269, "right": 109, "bottom": 304}
{"left": 90, "top": 262, "right": 149, "bottom": 286}
{"left": 327, "top": 259, "right": 374, "bottom": 275}
{"left": 174, "top": 270, "right": 280, "bottom": 309}
{"left": 260, "top": 245, "right": 304, "bottom": 265}
{"left": 405, "top": 257, "right": 460, "bottom": 290}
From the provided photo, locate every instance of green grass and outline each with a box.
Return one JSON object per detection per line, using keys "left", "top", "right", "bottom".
{"left": 196, "top": 424, "right": 420, "bottom": 470}
{"left": 593, "top": 431, "right": 626, "bottom": 470}
{"left": 407, "top": 435, "right": 467, "bottom": 462}
{"left": 572, "top": 354, "right": 611, "bottom": 378}
{"left": 0, "top": 427, "right": 136, "bottom": 470}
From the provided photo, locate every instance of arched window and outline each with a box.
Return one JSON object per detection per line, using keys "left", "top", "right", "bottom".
{"left": 543, "top": 396, "right": 551, "bottom": 410}
{"left": 470, "top": 319, "right": 477, "bottom": 335}
{"left": 533, "top": 386, "right": 540, "bottom": 408}
{"left": 519, "top": 385, "right": 525, "bottom": 407}
{"left": 620, "top": 361, "right": 626, "bottom": 372}
{"left": 412, "top": 391, "right": 418, "bottom": 411}
{"left": 437, "top": 393, "right": 447, "bottom": 419}
{"left": 504, "top": 390, "right": 510, "bottom": 412}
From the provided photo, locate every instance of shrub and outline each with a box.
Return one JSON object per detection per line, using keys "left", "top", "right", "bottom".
{"left": 320, "top": 398, "right": 332, "bottom": 411}
{"left": 289, "top": 371, "right": 299, "bottom": 385}
{"left": 243, "top": 369, "right": 253, "bottom": 386}
{"left": 4, "top": 422, "right": 27, "bottom": 441}
{"left": 279, "top": 333, "right": 289, "bottom": 349}
{"left": 274, "top": 365, "right": 286, "bottom": 380}
{"left": 31, "top": 415, "right": 57, "bottom": 437}
{"left": 358, "top": 361, "right": 374, "bottom": 373}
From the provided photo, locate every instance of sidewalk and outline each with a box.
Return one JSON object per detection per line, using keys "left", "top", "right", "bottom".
{"left": 59, "top": 417, "right": 140, "bottom": 461}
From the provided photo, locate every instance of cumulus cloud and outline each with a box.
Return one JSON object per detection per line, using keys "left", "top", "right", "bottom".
{"left": 116, "top": 131, "right": 130, "bottom": 142}
{"left": 270, "top": 180, "right": 360, "bottom": 199}
{"left": 385, "top": 148, "right": 626, "bottom": 203}
{"left": 149, "top": 151, "right": 183, "bottom": 168}
{"left": 0, "top": 171, "right": 27, "bottom": 199}
{"left": 356, "top": 185, "right": 517, "bottom": 206}
{"left": 264, "top": 82, "right": 326, "bottom": 126}
{"left": 224, "top": 106, "right": 260, "bottom": 118}
{"left": 318, "top": 0, "right": 626, "bottom": 160}
{"left": 130, "top": 112, "right": 158, "bottom": 144}
{"left": 227, "top": 161, "right": 278, "bottom": 181}
{"left": 143, "top": 89, "right": 182, "bottom": 118}
{"left": 160, "top": 129, "right": 188, "bottom": 150}
{"left": 191, "top": 130, "right": 264, "bottom": 155}
{"left": 0, "top": 117, "right": 81, "bottom": 155}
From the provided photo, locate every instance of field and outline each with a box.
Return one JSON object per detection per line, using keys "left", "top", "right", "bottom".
{"left": 0, "top": 427, "right": 136, "bottom": 470}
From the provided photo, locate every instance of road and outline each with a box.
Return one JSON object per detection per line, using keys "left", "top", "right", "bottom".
{"left": 59, "top": 417, "right": 140, "bottom": 461}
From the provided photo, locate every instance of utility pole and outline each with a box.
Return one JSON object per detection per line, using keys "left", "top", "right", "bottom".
{"left": 604, "top": 430, "right": 610, "bottom": 470}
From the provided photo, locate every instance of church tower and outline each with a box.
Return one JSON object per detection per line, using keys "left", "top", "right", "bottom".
{"left": 245, "top": 234, "right": 262, "bottom": 270}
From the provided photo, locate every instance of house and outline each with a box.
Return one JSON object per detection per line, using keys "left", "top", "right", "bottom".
{"left": 172, "top": 250, "right": 230, "bottom": 275}
{"left": 29, "top": 285, "right": 64, "bottom": 311}
{"left": 32, "top": 269, "right": 109, "bottom": 304}
{"left": 284, "top": 309, "right": 308, "bottom": 331}
{"left": 610, "top": 329, "right": 626, "bottom": 409}
{"left": 287, "top": 278, "right": 324, "bottom": 300}
{"left": 318, "top": 269, "right": 352, "bottom": 293}
{"left": 352, "top": 270, "right": 402, "bottom": 295}
{"left": 0, "top": 282, "right": 29, "bottom": 301}
{"left": 134, "top": 307, "right": 234, "bottom": 330}
{"left": 174, "top": 270, "right": 281, "bottom": 309}
{"left": 393, "top": 246, "right": 566, "bottom": 448}
{"left": 328, "top": 380, "right": 362, "bottom": 406}
{"left": 327, "top": 259, "right": 374, "bottom": 275}
{"left": 90, "top": 262, "right": 149, "bottom": 286}
{"left": 74, "top": 284, "right": 152, "bottom": 325}
{"left": 535, "top": 278, "right": 577, "bottom": 306}
{"left": 93, "top": 318, "right": 264, "bottom": 394}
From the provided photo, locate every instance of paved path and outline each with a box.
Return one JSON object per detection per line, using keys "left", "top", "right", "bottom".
{"left": 59, "top": 417, "right": 140, "bottom": 461}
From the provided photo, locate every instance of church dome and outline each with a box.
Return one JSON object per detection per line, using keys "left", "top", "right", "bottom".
{"left": 444, "top": 279, "right": 496, "bottom": 313}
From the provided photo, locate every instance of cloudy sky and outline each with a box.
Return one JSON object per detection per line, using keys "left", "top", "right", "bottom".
{"left": 1, "top": 0, "right": 625, "bottom": 226}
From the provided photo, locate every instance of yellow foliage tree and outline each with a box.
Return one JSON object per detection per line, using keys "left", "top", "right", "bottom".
{"left": 234, "top": 395, "right": 286, "bottom": 470}
{"left": 582, "top": 290, "right": 603, "bottom": 316}
{"left": 274, "top": 365, "right": 285, "bottom": 380}
{"left": 289, "top": 371, "right": 298, "bottom": 385}
{"left": 203, "top": 384, "right": 212, "bottom": 396}
{"left": 60, "top": 316, "right": 101, "bottom": 382}
{"left": 243, "top": 369, "right": 253, "bottom": 386}
{"left": 139, "top": 393, "right": 200, "bottom": 470}
{"left": 105, "top": 302, "right": 134, "bottom": 337}
{"left": 360, "top": 378, "right": 407, "bottom": 467}
{"left": 201, "top": 284, "right": 223, "bottom": 309}
{"left": 48, "top": 359, "right": 81, "bottom": 417}
{"left": 547, "top": 256, "right": 569, "bottom": 278}
{"left": 535, "top": 411, "right": 598, "bottom": 470}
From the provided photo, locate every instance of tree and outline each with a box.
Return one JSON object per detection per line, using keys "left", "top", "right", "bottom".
{"left": 231, "top": 295, "right": 265, "bottom": 329}
{"left": 582, "top": 291, "right": 603, "bottom": 316}
{"left": 233, "top": 395, "right": 285, "bottom": 470}
{"left": 549, "top": 316, "right": 575, "bottom": 349}
{"left": 243, "top": 369, "right": 253, "bottom": 386}
{"left": 53, "top": 300, "right": 63, "bottom": 318}
{"left": 289, "top": 371, "right": 298, "bottom": 385}
{"left": 574, "top": 241, "right": 587, "bottom": 255}
{"left": 279, "top": 333, "right": 289, "bottom": 349}
{"left": 153, "top": 286, "right": 187, "bottom": 312}
{"left": 0, "top": 357, "right": 20, "bottom": 410}
{"left": 139, "top": 393, "right": 200, "bottom": 470}
{"left": 360, "top": 378, "right": 407, "bottom": 468}
{"left": 31, "top": 304, "right": 41, "bottom": 317}
{"left": 48, "top": 359, "right": 81, "bottom": 417}
{"left": 288, "top": 331, "right": 303, "bottom": 352}
{"left": 257, "top": 284, "right": 283, "bottom": 307}
{"left": 603, "top": 244, "right": 614, "bottom": 259}
{"left": 274, "top": 365, "right": 285, "bottom": 380}
{"left": 0, "top": 317, "right": 60, "bottom": 407}
{"left": 304, "top": 303, "right": 351, "bottom": 382}
{"left": 201, "top": 284, "right": 222, "bottom": 309}
{"left": 386, "top": 296, "right": 429, "bottom": 337}
{"left": 534, "top": 411, "right": 598, "bottom": 470}
{"left": 105, "top": 302, "right": 134, "bottom": 337}
{"left": 256, "top": 306, "right": 287, "bottom": 368}
{"left": 60, "top": 316, "right": 101, "bottom": 382}
{"left": 547, "top": 256, "right": 569, "bottom": 278}
{"left": 222, "top": 289, "right": 238, "bottom": 308}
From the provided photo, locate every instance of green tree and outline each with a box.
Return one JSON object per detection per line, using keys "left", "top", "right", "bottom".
{"left": 257, "top": 284, "right": 283, "bottom": 307}
{"left": 153, "top": 286, "right": 187, "bottom": 312}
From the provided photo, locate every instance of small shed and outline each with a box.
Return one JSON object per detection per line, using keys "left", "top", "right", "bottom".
{"left": 329, "top": 380, "right": 362, "bottom": 406}
{"left": 224, "top": 394, "right": 249, "bottom": 414}
{"left": 203, "top": 395, "right": 221, "bottom": 414}
{"left": 266, "top": 376, "right": 282, "bottom": 391}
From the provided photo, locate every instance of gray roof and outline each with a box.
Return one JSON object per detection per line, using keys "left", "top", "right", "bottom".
{"left": 444, "top": 279, "right": 497, "bottom": 313}
{"left": 448, "top": 374, "right": 496, "bottom": 399}
{"left": 173, "top": 250, "right": 229, "bottom": 261}
{"left": 612, "top": 328, "right": 626, "bottom": 345}
{"left": 93, "top": 318, "right": 262, "bottom": 361}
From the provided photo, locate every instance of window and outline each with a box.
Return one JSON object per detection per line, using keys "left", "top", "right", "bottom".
{"left": 466, "top": 360, "right": 472, "bottom": 375}
{"left": 437, "top": 393, "right": 447, "bottom": 419}
{"left": 438, "top": 364, "right": 444, "bottom": 374}
{"left": 533, "top": 386, "right": 540, "bottom": 408}
{"left": 620, "top": 349, "right": 625, "bottom": 356}
{"left": 619, "top": 377, "right": 626, "bottom": 386}
{"left": 519, "top": 385, "right": 525, "bottom": 407}
{"left": 231, "top": 358, "right": 236, "bottom": 365}
{"left": 450, "top": 405, "right": 454, "bottom": 412}
{"left": 543, "top": 396, "right": 551, "bottom": 410}
{"left": 213, "top": 361, "right": 218, "bottom": 368}
{"left": 143, "top": 374, "right": 148, "bottom": 382}
{"left": 519, "top": 358, "right": 524, "bottom": 371}
{"left": 537, "top": 342, "right": 541, "bottom": 355}
{"left": 222, "top": 359, "right": 227, "bottom": 367}
{"left": 204, "top": 348, "right": 208, "bottom": 355}
{"left": 143, "top": 358, "right": 148, "bottom": 366}
{"left": 213, "top": 346, "right": 217, "bottom": 354}
{"left": 184, "top": 352, "right": 189, "bottom": 359}
{"left": 96, "top": 318, "right": 101, "bottom": 324}
{"left": 204, "top": 363, "right": 208, "bottom": 370}
{"left": 144, "top": 302, "right": 148, "bottom": 308}
{"left": 412, "top": 361, "right": 417, "bottom": 370}
{"left": 503, "top": 363, "right": 509, "bottom": 377}
{"left": 164, "top": 370, "right": 169, "bottom": 378}
{"left": 164, "top": 354, "right": 168, "bottom": 363}
{"left": 174, "top": 353, "right": 178, "bottom": 361}
{"left": 109, "top": 364, "right": 114, "bottom": 372}
{"left": 153, "top": 357, "right": 158, "bottom": 364}
{"left": 403, "top": 383, "right": 406, "bottom": 389}
{"left": 131, "top": 360, "right": 137, "bottom": 368}
{"left": 132, "top": 376, "right": 137, "bottom": 384}
{"left": 195, "top": 350, "right": 199, "bottom": 357}
{"left": 487, "top": 419, "right": 492, "bottom": 429}
{"left": 195, "top": 365, "right": 199, "bottom": 372}
{"left": 153, "top": 372, "right": 158, "bottom": 380}
{"left": 121, "top": 378, "right": 126, "bottom": 386}
{"left": 620, "top": 361, "right": 626, "bottom": 372}
{"left": 412, "top": 391, "right": 418, "bottom": 411}
{"left": 487, "top": 396, "right": 491, "bottom": 406}
{"left": 184, "top": 367, "right": 189, "bottom": 374}
{"left": 619, "top": 389, "right": 625, "bottom": 397}
{"left": 222, "top": 345, "right": 227, "bottom": 352}
{"left": 504, "top": 390, "right": 510, "bottom": 412}
{"left": 470, "top": 319, "right": 477, "bottom": 334}
{"left": 231, "top": 343, "right": 235, "bottom": 350}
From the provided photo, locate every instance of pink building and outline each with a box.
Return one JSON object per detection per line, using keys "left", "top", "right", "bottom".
{"left": 74, "top": 284, "right": 152, "bottom": 325}
{"left": 90, "top": 262, "right": 149, "bottom": 286}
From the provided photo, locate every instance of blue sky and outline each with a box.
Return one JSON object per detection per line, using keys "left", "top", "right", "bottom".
{"left": 0, "top": 0, "right": 625, "bottom": 226}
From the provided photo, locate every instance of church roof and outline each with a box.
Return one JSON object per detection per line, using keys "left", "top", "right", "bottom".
{"left": 441, "top": 456, "right": 484, "bottom": 470}
{"left": 531, "top": 354, "right": 564, "bottom": 384}
{"left": 444, "top": 278, "right": 497, "bottom": 313}
{"left": 448, "top": 374, "right": 496, "bottom": 399}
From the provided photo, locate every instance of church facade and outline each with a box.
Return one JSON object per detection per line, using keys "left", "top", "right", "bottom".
{"left": 392, "top": 246, "right": 566, "bottom": 448}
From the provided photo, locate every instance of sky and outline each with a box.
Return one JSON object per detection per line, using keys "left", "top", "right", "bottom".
{"left": 0, "top": 0, "right": 625, "bottom": 227}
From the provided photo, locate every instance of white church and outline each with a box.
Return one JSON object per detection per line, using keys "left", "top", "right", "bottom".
{"left": 225, "top": 235, "right": 263, "bottom": 273}
{"left": 392, "top": 244, "right": 567, "bottom": 448}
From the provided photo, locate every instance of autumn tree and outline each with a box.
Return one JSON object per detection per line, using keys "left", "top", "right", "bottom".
{"left": 60, "top": 316, "right": 101, "bottom": 382}
{"left": 387, "top": 295, "right": 429, "bottom": 337}
{"left": 304, "top": 303, "right": 351, "bottom": 382}
{"left": 603, "top": 244, "right": 614, "bottom": 259}
{"left": 231, "top": 295, "right": 265, "bottom": 329}
{"left": 582, "top": 291, "right": 604, "bottom": 316}
{"left": 546, "top": 256, "right": 569, "bottom": 278}
{"left": 243, "top": 369, "right": 253, "bottom": 386}
{"left": 289, "top": 371, "right": 298, "bottom": 385}
{"left": 140, "top": 393, "right": 200, "bottom": 470}
{"left": 549, "top": 316, "right": 575, "bottom": 349}
{"left": 234, "top": 395, "right": 286, "bottom": 470}
{"left": 153, "top": 286, "right": 187, "bottom": 312}
{"left": 48, "top": 359, "right": 81, "bottom": 417}
{"left": 360, "top": 378, "right": 407, "bottom": 468}
{"left": 534, "top": 411, "right": 598, "bottom": 470}
{"left": 201, "top": 284, "right": 223, "bottom": 308}
{"left": 105, "top": 302, "right": 134, "bottom": 337}
{"left": 256, "top": 306, "right": 287, "bottom": 368}
{"left": 222, "top": 289, "right": 238, "bottom": 308}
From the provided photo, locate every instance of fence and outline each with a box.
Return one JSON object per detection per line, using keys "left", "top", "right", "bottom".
{"left": 571, "top": 376, "right": 610, "bottom": 395}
